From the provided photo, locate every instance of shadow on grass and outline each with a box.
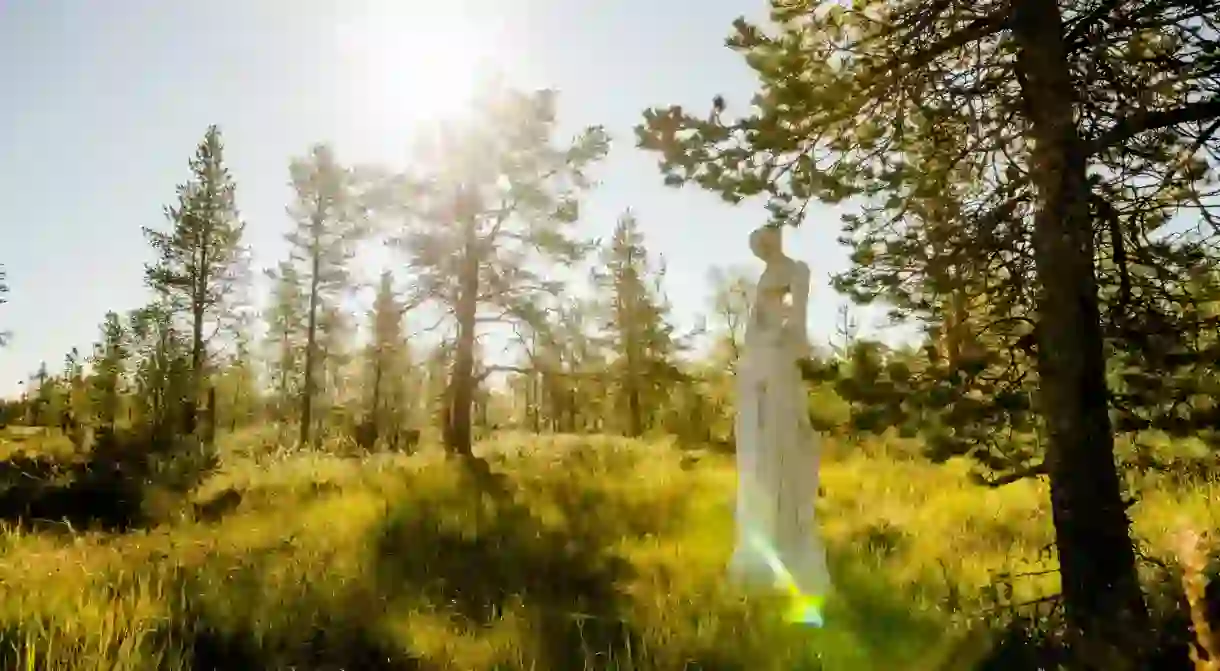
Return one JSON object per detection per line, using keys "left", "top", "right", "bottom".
{"left": 180, "top": 610, "right": 423, "bottom": 671}
{"left": 373, "top": 455, "right": 645, "bottom": 669}
{"left": 0, "top": 623, "right": 32, "bottom": 670}
{"left": 0, "top": 451, "right": 147, "bottom": 532}
{"left": 0, "top": 608, "right": 426, "bottom": 671}
{"left": 159, "top": 550, "right": 428, "bottom": 671}
{"left": 0, "top": 429, "right": 224, "bottom": 533}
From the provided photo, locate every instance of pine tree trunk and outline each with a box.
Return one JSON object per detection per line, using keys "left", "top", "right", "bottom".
{"left": 448, "top": 202, "right": 479, "bottom": 458}
{"left": 440, "top": 384, "right": 455, "bottom": 448}
{"left": 623, "top": 345, "right": 642, "bottom": 437}
{"left": 531, "top": 374, "right": 540, "bottom": 433}
{"left": 370, "top": 355, "right": 384, "bottom": 444}
{"left": 627, "top": 382, "right": 642, "bottom": 437}
{"left": 619, "top": 286, "right": 644, "bottom": 437}
{"left": 567, "top": 386, "right": 577, "bottom": 433}
{"left": 204, "top": 386, "right": 216, "bottom": 447}
{"left": 187, "top": 243, "right": 207, "bottom": 437}
{"left": 526, "top": 371, "right": 539, "bottom": 433}
{"left": 300, "top": 241, "right": 322, "bottom": 449}
{"left": 1013, "top": 0, "right": 1148, "bottom": 662}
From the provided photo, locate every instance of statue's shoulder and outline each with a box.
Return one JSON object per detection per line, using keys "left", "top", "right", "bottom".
{"left": 791, "top": 259, "right": 811, "bottom": 278}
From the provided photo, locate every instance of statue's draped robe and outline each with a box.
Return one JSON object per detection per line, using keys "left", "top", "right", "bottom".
{"left": 730, "top": 272, "right": 830, "bottom": 597}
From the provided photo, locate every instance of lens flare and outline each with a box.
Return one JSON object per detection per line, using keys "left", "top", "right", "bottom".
{"left": 746, "top": 532, "right": 824, "bottom": 626}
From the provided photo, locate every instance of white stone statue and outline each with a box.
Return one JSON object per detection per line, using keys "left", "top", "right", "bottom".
{"left": 729, "top": 224, "right": 831, "bottom": 625}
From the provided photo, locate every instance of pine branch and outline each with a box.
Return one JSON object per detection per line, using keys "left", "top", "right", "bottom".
{"left": 1089, "top": 97, "right": 1220, "bottom": 155}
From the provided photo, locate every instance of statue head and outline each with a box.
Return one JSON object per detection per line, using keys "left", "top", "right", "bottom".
{"left": 749, "top": 225, "right": 783, "bottom": 262}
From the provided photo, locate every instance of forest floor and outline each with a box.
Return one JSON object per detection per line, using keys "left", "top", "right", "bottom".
{"left": 0, "top": 428, "right": 1217, "bottom": 670}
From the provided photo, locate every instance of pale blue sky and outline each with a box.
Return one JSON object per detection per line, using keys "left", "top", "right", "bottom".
{"left": 0, "top": 0, "right": 874, "bottom": 397}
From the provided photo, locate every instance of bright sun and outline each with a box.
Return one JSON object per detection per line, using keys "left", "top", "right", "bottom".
{"left": 334, "top": 9, "right": 504, "bottom": 125}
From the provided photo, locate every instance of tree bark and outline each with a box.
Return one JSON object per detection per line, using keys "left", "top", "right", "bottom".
{"left": 626, "top": 369, "right": 643, "bottom": 437}
{"left": 619, "top": 261, "right": 644, "bottom": 437}
{"left": 299, "top": 235, "right": 322, "bottom": 449}
{"left": 184, "top": 328, "right": 201, "bottom": 436}
{"left": 186, "top": 240, "right": 207, "bottom": 437}
{"left": 370, "top": 352, "right": 384, "bottom": 441}
{"left": 447, "top": 190, "right": 479, "bottom": 458}
{"left": 204, "top": 386, "right": 216, "bottom": 447}
{"left": 528, "top": 371, "right": 540, "bottom": 433}
{"left": 1013, "top": 0, "right": 1148, "bottom": 663}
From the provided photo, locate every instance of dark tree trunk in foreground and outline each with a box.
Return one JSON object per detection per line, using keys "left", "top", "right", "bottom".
{"left": 1014, "top": 0, "right": 1148, "bottom": 662}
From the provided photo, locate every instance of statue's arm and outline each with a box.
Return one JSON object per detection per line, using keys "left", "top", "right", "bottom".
{"left": 792, "top": 261, "right": 812, "bottom": 355}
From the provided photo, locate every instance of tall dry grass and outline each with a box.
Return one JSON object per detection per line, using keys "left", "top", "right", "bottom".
{"left": 0, "top": 428, "right": 1214, "bottom": 669}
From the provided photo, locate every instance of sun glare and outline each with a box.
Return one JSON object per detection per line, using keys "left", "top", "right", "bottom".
{"left": 334, "top": 10, "right": 505, "bottom": 125}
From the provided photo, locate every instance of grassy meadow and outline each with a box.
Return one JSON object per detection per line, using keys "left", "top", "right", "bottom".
{"left": 0, "top": 427, "right": 1217, "bottom": 670}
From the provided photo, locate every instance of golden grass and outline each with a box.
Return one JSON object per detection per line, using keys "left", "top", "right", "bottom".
{"left": 0, "top": 430, "right": 1215, "bottom": 669}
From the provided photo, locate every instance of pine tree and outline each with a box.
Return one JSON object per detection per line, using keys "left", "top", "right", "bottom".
{"left": 127, "top": 302, "right": 191, "bottom": 441}
{"left": 506, "top": 333, "right": 547, "bottom": 433}
{"left": 284, "top": 144, "right": 366, "bottom": 448}
{"left": 59, "top": 347, "right": 88, "bottom": 425}
{"left": 264, "top": 261, "right": 308, "bottom": 424}
{"left": 702, "top": 266, "right": 758, "bottom": 444}
{"left": 89, "top": 311, "right": 128, "bottom": 430}
{"left": 213, "top": 310, "right": 259, "bottom": 430}
{"left": 706, "top": 265, "right": 755, "bottom": 371}
{"left": 552, "top": 299, "right": 609, "bottom": 433}
{"left": 364, "top": 270, "right": 412, "bottom": 447}
{"left": 420, "top": 341, "right": 454, "bottom": 442}
{"left": 591, "top": 211, "right": 680, "bottom": 436}
{"left": 30, "top": 362, "right": 52, "bottom": 426}
{"left": 314, "top": 303, "right": 354, "bottom": 437}
{"left": 524, "top": 299, "right": 601, "bottom": 433}
{"left": 143, "top": 125, "right": 248, "bottom": 437}
{"left": 388, "top": 85, "right": 609, "bottom": 457}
